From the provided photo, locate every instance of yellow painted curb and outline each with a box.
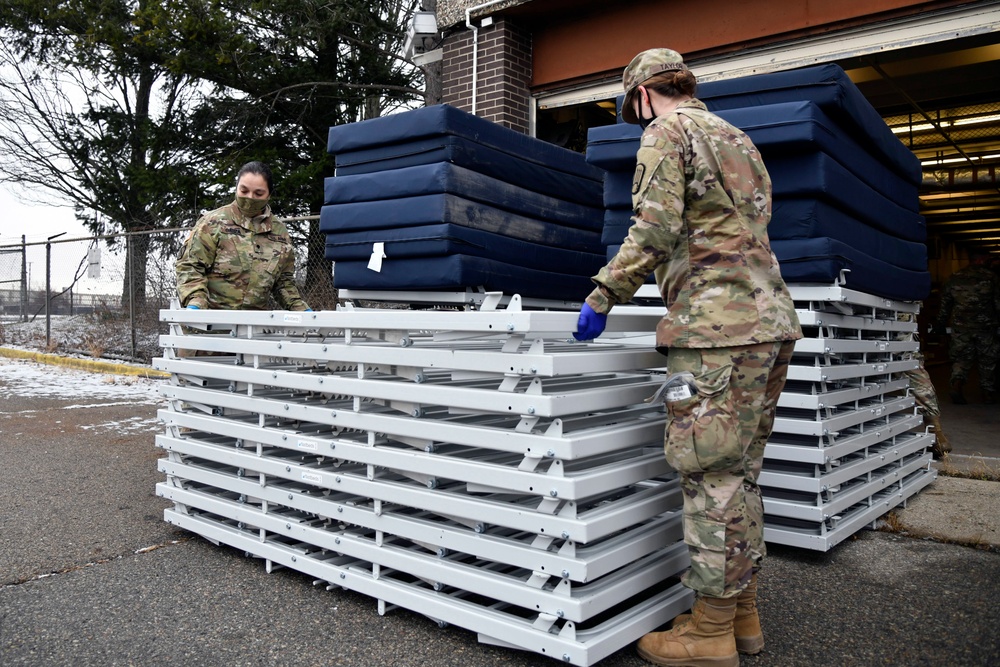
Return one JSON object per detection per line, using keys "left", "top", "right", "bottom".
{"left": 0, "top": 347, "right": 170, "bottom": 379}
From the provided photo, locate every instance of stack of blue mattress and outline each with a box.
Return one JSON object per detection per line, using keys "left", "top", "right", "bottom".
{"left": 322, "top": 104, "right": 607, "bottom": 300}
{"left": 589, "top": 64, "right": 929, "bottom": 301}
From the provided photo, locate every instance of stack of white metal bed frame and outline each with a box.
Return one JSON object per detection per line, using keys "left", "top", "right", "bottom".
{"left": 153, "top": 279, "right": 936, "bottom": 665}
{"left": 754, "top": 282, "right": 937, "bottom": 550}
{"left": 154, "top": 293, "right": 691, "bottom": 666}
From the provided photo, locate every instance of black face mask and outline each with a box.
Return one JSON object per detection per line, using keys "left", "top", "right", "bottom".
{"left": 636, "top": 92, "right": 657, "bottom": 130}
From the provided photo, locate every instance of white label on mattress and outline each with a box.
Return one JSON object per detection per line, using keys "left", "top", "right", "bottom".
{"left": 301, "top": 471, "right": 322, "bottom": 484}
{"left": 368, "top": 242, "right": 386, "bottom": 272}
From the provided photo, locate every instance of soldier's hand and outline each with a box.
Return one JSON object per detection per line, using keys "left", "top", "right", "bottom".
{"left": 574, "top": 303, "right": 607, "bottom": 341}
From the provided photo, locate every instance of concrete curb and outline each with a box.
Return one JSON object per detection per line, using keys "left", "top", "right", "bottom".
{"left": 0, "top": 346, "right": 170, "bottom": 379}
{"left": 892, "top": 474, "right": 1000, "bottom": 551}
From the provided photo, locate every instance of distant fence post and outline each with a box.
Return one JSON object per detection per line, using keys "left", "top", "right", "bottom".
{"left": 44, "top": 232, "right": 67, "bottom": 348}
{"left": 45, "top": 238, "right": 51, "bottom": 347}
{"left": 20, "top": 235, "right": 27, "bottom": 322}
{"left": 128, "top": 233, "right": 137, "bottom": 360}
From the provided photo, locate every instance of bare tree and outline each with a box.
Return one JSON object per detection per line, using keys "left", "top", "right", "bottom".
{"left": 1, "top": 0, "right": 430, "bottom": 310}
{"left": 0, "top": 17, "right": 213, "bottom": 307}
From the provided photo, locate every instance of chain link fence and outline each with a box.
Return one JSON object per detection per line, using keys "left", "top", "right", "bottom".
{"left": 0, "top": 220, "right": 335, "bottom": 363}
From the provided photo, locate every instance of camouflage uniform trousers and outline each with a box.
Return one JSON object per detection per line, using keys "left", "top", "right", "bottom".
{"left": 949, "top": 326, "right": 998, "bottom": 392}
{"left": 903, "top": 354, "right": 940, "bottom": 418}
{"left": 894, "top": 315, "right": 940, "bottom": 416}
{"left": 662, "top": 340, "right": 796, "bottom": 599}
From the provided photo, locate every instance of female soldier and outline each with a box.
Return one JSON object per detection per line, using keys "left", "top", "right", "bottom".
{"left": 574, "top": 49, "right": 801, "bottom": 667}
{"left": 176, "top": 161, "right": 310, "bottom": 312}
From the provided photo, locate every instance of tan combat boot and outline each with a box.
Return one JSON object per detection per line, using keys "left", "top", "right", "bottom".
{"left": 671, "top": 573, "right": 764, "bottom": 655}
{"left": 925, "top": 415, "right": 952, "bottom": 458}
{"left": 637, "top": 595, "right": 738, "bottom": 667}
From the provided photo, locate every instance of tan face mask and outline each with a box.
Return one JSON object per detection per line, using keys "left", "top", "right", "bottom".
{"left": 236, "top": 196, "right": 269, "bottom": 217}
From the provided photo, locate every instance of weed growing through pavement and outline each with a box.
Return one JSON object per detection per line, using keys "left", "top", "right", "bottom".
{"left": 877, "top": 510, "right": 998, "bottom": 552}
{"left": 937, "top": 455, "right": 1000, "bottom": 482}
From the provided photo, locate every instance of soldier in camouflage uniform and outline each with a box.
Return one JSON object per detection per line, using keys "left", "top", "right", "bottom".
{"left": 897, "top": 312, "right": 951, "bottom": 457}
{"left": 932, "top": 251, "right": 1000, "bottom": 405}
{"left": 176, "top": 161, "right": 310, "bottom": 312}
{"left": 573, "top": 49, "right": 802, "bottom": 667}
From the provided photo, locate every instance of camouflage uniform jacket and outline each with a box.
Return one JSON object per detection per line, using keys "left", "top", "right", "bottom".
{"left": 935, "top": 264, "right": 1000, "bottom": 331}
{"left": 175, "top": 201, "right": 309, "bottom": 311}
{"left": 585, "top": 99, "right": 801, "bottom": 348}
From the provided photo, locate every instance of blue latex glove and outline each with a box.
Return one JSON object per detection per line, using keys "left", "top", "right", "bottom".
{"left": 186, "top": 304, "right": 200, "bottom": 309}
{"left": 305, "top": 308, "right": 313, "bottom": 312}
{"left": 573, "top": 303, "right": 607, "bottom": 341}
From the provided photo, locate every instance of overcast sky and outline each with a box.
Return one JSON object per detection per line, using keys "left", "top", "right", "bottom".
{"left": 0, "top": 184, "right": 89, "bottom": 246}
{"left": 0, "top": 185, "right": 115, "bottom": 292}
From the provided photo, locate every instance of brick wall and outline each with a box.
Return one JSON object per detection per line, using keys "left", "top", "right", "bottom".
{"left": 442, "top": 19, "right": 532, "bottom": 134}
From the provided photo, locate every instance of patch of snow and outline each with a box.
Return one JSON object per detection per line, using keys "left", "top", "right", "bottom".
{"left": 0, "top": 357, "right": 164, "bottom": 402}
{"left": 80, "top": 415, "right": 162, "bottom": 434}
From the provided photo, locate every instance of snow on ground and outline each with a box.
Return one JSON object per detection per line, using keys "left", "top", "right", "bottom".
{"left": 1, "top": 316, "right": 167, "bottom": 434}
{"left": 0, "top": 357, "right": 166, "bottom": 434}
{"left": 0, "top": 356, "right": 164, "bottom": 402}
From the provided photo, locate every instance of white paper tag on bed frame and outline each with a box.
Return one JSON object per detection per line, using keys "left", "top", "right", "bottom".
{"left": 367, "top": 242, "right": 386, "bottom": 272}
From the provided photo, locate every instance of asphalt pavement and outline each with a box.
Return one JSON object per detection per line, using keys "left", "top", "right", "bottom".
{"left": 1, "top": 351, "right": 998, "bottom": 667}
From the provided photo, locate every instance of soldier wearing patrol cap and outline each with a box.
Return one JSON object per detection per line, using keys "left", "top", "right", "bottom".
{"left": 176, "top": 161, "right": 310, "bottom": 313}
{"left": 573, "top": 48, "right": 802, "bottom": 667}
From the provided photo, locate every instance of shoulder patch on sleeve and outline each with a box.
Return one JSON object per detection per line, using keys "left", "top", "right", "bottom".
{"left": 632, "top": 145, "right": 665, "bottom": 200}
{"left": 632, "top": 164, "right": 646, "bottom": 195}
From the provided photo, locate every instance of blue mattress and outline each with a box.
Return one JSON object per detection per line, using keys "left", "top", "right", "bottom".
{"left": 601, "top": 208, "right": 634, "bottom": 246}
{"left": 599, "top": 149, "right": 926, "bottom": 242}
{"left": 601, "top": 201, "right": 926, "bottom": 273}
{"left": 603, "top": 171, "right": 635, "bottom": 209}
{"left": 328, "top": 104, "right": 604, "bottom": 206}
{"left": 770, "top": 238, "right": 930, "bottom": 301}
{"left": 715, "top": 102, "right": 918, "bottom": 212}
{"left": 590, "top": 103, "right": 919, "bottom": 213}
{"left": 770, "top": 199, "right": 926, "bottom": 272}
{"left": 332, "top": 255, "right": 595, "bottom": 301}
{"left": 603, "top": 237, "right": 930, "bottom": 301}
{"left": 324, "top": 162, "right": 604, "bottom": 231}
{"left": 696, "top": 65, "right": 922, "bottom": 186}
{"left": 320, "top": 193, "right": 604, "bottom": 253}
{"left": 765, "top": 152, "right": 925, "bottom": 242}
{"left": 333, "top": 135, "right": 604, "bottom": 207}
{"left": 601, "top": 199, "right": 926, "bottom": 274}
{"left": 324, "top": 223, "right": 606, "bottom": 275}
{"left": 586, "top": 123, "right": 642, "bottom": 171}
{"left": 328, "top": 105, "right": 602, "bottom": 179}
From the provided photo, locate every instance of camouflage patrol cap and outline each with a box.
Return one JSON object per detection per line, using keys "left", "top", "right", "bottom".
{"left": 621, "top": 48, "right": 688, "bottom": 124}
